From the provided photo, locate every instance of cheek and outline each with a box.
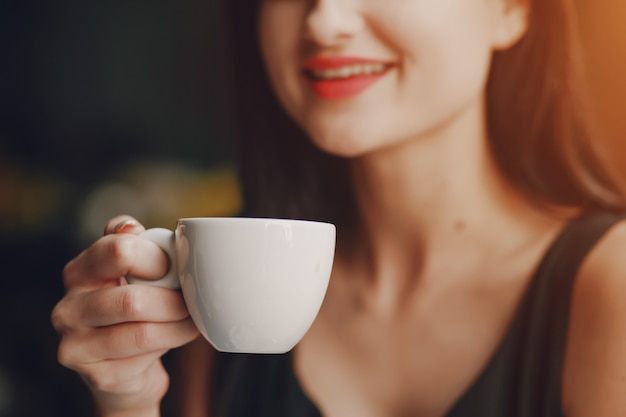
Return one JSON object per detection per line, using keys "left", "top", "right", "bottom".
{"left": 383, "top": 3, "right": 495, "bottom": 116}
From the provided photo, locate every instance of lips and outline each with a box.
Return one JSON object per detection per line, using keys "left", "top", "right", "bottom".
{"left": 302, "top": 57, "right": 392, "bottom": 100}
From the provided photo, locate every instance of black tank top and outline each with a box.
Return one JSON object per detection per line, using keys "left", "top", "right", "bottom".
{"left": 210, "top": 213, "right": 624, "bottom": 417}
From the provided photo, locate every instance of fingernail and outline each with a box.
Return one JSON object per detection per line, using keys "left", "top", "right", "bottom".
{"left": 113, "top": 219, "right": 140, "bottom": 234}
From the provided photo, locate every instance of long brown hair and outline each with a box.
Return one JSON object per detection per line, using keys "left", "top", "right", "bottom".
{"left": 218, "top": 0, "right": 625, "bottom": 233}
{"left": 487, "top": 1, "right": 624, "bottom": 211}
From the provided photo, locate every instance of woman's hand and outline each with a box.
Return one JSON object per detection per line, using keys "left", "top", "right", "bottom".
{"left": 51, "top": 215, "right": 200, "bottom": 417}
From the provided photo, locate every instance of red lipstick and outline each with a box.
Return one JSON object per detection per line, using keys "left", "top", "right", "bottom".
{"left": 302, "top": 57, "right": 391, "bottom": 100}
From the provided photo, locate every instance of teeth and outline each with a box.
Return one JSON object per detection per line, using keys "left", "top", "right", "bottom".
{"left": 308, "top": 63, "right": 387, "bottom": 80}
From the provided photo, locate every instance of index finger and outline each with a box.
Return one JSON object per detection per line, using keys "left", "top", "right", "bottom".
{"left": 104, "top": 215, "right": 146, "bottom": 236}
{"left": 63, "top": 233, "right": 169, "bottom": 291}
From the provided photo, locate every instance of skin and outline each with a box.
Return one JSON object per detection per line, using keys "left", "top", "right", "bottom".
{"left": 259, "top": 0, "right": 526, "bottom": 158}
{"left": 51, "top": 216, "right": 199, "bottom": 417}
{"left": 52, "top": 0, "right": 626, "bottom": 416}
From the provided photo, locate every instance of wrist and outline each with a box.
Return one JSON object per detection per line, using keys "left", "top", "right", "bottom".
{"left": 90, "top": 361, "right": 169, "bottom": 417}
{"left": 95, "top": 403, "right": 161, "bottom": 417}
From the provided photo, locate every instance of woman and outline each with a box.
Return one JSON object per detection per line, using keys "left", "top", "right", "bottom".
{"left": 52, "top": 0, "right": 626, "bottom": 416}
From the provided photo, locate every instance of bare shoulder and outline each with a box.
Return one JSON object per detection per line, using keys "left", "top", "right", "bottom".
{"left": 562, "top": 218, "right": 626, "bottom": 417}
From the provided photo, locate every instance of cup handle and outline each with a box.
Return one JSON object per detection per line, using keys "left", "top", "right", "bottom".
{"left": 125, "top": 228, "right": 180, "bottom": 289}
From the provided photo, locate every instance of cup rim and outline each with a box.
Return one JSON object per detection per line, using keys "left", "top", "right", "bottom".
{"left": 176, "top": 217, "right": 335, "bottom": 228}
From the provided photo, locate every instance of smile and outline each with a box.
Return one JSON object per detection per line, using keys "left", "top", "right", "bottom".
{"left": 305, "top": 63, "right": 389, "bottom": 80}
{"left": 302, "top": 57, "right": 393, "bottom": 100}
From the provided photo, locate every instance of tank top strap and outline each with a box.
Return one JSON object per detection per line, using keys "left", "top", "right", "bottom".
{"left": 448, "top": 211, "right": 626, "bottom": 417}
{"left": 519, "top": 212, "right": 626, "bottom": 414}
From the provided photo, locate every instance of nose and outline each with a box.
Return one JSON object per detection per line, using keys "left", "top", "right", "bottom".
{"left": 304, "top": 0, "right": 364, "bottom": 47}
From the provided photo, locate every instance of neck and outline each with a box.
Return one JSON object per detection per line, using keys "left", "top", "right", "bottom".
{"left": 346, "top": 98, "right": 563, "bottom": 285}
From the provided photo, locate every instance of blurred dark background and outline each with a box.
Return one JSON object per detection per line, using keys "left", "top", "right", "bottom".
{"left": 1, "top": 1, "right": 239, "bottom": 416}
{"left": 0, "top": 1, "right": 624, "bottom": 416}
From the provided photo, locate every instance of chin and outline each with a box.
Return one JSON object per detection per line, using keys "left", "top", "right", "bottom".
{"left": 297, "top": 112, "right": 386, "bottom": 158}
{"left": 305, "top": 125, "right": 379, "bottom": 158}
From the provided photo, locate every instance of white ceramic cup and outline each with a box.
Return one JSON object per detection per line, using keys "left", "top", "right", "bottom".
{"left": 127, "top": 217, "right": 336, "bottom": 354}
